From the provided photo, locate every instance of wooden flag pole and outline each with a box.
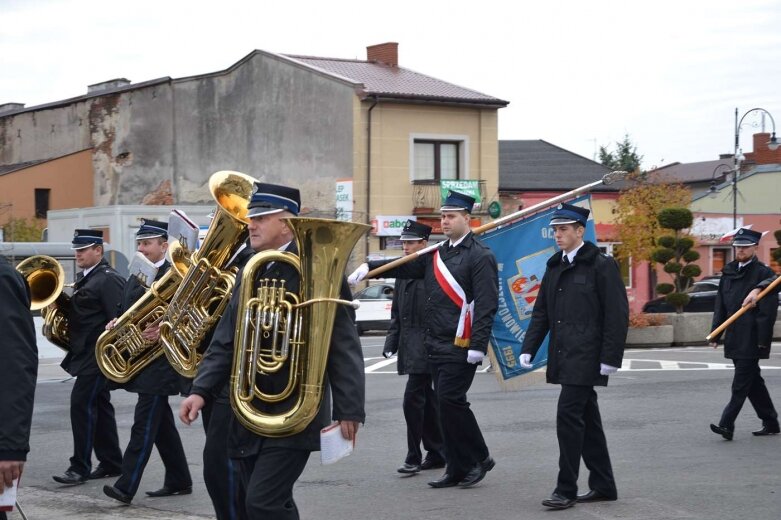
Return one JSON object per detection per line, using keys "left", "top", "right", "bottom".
{"left": 706, "top": 275, "right": 781, "bottom": 341}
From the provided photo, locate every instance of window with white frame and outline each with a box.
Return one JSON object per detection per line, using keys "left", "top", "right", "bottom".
{"left": 598, "top": 242, "right": 632, "bottom": 288}
{"left": 412, "top": 140, "right": 460, "bottom": 182}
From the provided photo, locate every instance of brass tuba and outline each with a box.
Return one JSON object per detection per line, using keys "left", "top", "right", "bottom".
{"left": 16, "top": 255, "right": 71, "bottom": 352}
{"left": 159, "top": 171, "right": 256, "bottom": 377}
{"left": 95, "top": 243, "right": 191, "bottom": 383}
{"left": 231, "top": 217, "right": 369, "bottom": 437}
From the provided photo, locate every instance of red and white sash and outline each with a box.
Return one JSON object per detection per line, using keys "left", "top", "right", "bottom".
{"left": 433, "top": 250, "right": 474, "bottom": 348}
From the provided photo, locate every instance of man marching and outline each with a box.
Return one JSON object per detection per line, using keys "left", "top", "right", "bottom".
{"left": 350, "top": 190, "right": 498, "bottom": 488}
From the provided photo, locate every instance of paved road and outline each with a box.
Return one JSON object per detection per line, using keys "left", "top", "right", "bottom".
{"left": 9, "top": 336, "right": 781, "bottom": 519}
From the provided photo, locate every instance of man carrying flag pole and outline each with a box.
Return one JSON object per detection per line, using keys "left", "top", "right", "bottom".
{"left": 349, "top": 190, "right": 499, "bottom": 489}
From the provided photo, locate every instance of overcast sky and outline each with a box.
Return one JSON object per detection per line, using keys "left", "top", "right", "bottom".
{"left": 2, "top": 0, "right": 780, "bottom": 170}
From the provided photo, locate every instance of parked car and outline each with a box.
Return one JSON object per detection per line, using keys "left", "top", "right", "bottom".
{"left": 642, "top": 277, "right": 721, "bottom": 313}
{"left": 642, "top": 275, "right": 781, "bottom": 313}
{"left": 353, "top": 282, "right": 395, "bottom": 335}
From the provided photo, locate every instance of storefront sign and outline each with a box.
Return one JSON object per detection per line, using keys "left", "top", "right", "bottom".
{"left": 371, "top": 215, "right": 416, "bottom": 236}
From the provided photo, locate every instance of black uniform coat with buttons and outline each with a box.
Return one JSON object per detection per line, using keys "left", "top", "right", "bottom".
{"left": 521, "top": 241, "right": 628, "bottom": 387}
{"left": 191, "top": 242, "right": 366, "bottom": 456}
{"left": 61, "top": 258, "right": 125, "bottom": 377}
{"left": 711, "top": 258, "right": 777, "bottom": 360}
{"left": 0, "top": 257, "right": 38, "bottom": 462}
{"left": 114, "top": 260, "right": 183, "bottom": 396}
{"left": 383, "top": 277, "right": 428, "bottom": 375}
{"left": 369, "top": 232, "right": 498, "bottom": 362}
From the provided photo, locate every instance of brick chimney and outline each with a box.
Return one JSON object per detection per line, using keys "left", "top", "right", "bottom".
{"left": 367, "top": 42, "right": 398, "bottom": 67}
{"left": 742, "top": 132, "right": 781, "bottom": 166}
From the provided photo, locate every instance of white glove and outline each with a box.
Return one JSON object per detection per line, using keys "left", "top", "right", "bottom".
{"left": 519, "top": 353, "right": 533, "bottom": 369}
{"left": 348, "top": 263, "right": 369, "bottom": 286}
{"left": 382, "top": 350, "right": 394, "bottom": 359}
{"left": 466, "top": 350, "right": 485, "bottom": 364}
{"left": 600, "top": 363, "right": 619, "bottom": 376}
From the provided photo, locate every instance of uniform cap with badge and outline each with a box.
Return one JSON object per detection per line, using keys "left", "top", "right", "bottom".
{"left": 440, "top": 190, "right": 475, "bottom": 213}
{"left": 731, "top": 228, "right": 762, "bottom": 246}
{"left": 549, "top": 203, "right": 590, "bottom": 227}
{"left": 136, "top": 219, "right": 168, "bottom": 240}
{"left": 399, "top": 219, "right": 432, "bottom": 241}
{"left": 71, "top": 229, "right": 104, "bottom": 250}
{"left": 247, "top": 182, "right": 301, "bottom": 218}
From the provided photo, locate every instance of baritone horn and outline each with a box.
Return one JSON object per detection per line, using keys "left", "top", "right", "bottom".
{"left": 231, "top": 217, "right": 369, "bottom": 437}
{"left": 159, "top": 170, "right": 256, "bottom": 377}
{"left": 16, "top": 255, "right": 71, "bottom": 352}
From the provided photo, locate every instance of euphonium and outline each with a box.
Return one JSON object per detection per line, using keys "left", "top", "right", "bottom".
{"left": 159, "top": 171, "right": 256, "bottom": 377}
{"left": 231, "top": 217, "right": 369, "bottom": 437}
{"left": 95, "top": 243, "right": 190, "bottom": 383}
{"left": 16, "top": 255, "right": 71, "bottom": 352}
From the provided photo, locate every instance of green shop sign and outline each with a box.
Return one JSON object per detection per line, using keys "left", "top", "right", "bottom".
{"left": 440, "top": 180, "right": 482, "bottom": 206}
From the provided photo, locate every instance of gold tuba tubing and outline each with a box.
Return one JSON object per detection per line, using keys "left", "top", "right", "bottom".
{"left": 230, "top": 217, "right": 369, "bottom": 437}
{"left": 16, "top": 255, "right": 71, "bottom": 352}
{"left": 159, "top": 170, "right": 256, "bottom": 377}
{"left": 95, "top": 241, "right": 190, "bottom": 383}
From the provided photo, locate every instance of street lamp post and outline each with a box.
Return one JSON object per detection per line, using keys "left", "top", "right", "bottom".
{"left": 732, "top": 107, "right": 781, "bottom": 227}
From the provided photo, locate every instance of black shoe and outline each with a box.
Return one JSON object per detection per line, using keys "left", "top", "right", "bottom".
{"left": 710, "top": 423, "right": 734, "bottom": 440}
{"left": 577, "top": 489, "right": 617, "bottom": 503}
{"left": 145, "top": 485, "right": 193, "bottom": 497}
{"left": 542, "top": 492, "right": 576, "bottom": 509}
{"left": 103, "top": 485, "right": 132, "bottom": 505}
{"left": 458, "top": 456, "right": 495, "bottom": 488}
{"left": 752, "top": 425, "right": 781, "bottom": 436}
{"left": 397, "top": 463, "right": 422, "bottom": 474}
{"left": 89, "top": 465, "right": 122, "bottom": 480}
{"left": 52, "top": 470, "right": 87, "bottom": 486}
{"left": 420, "top": 458, "right": 446, "bottom": 471}
{"left": 428, "top": 473, "right": 461, "bottom": 488}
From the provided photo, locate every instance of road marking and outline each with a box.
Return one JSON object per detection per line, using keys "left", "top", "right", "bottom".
{"left": 365, "top": 358, "right": 398, "bottom": 373}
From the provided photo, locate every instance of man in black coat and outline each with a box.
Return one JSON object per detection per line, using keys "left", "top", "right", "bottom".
{"left": 53, "top": 230, "right": 125, "bottom": 486}
{"left": 180, "top": 182, "right": 365, "bottom": 519}
{"left": 102, "top": 220, "right": 192, "bottom": 504}
{"left": 520, "top": 203, "right": 628, "bottom": 510}
{"left": 708, "top": 228, "right": 779, "bottom": 440}
{"left": 350, "top": 190, "right": 498, "bottom": 489}
{"left": 199, "top": 238, "right": 254, "bottom": 520}
{"left": 383, "top": 220, "right": 446, "bottom": 475}
{"left": 0, "top": 256, "right": 37, "bottom": 520}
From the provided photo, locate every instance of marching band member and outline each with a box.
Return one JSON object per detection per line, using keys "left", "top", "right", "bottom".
{"left": 0, "top": 256, "right": 37, "bottom": 520}
{"left": 350, "top": 190, "right": 498, "bottom": 489}
{"left": 102, "top": 220, "right": 192, "bottom": 504}
{"left": 520, "top": 203, "right": 627, "bottom": 510}
{"left": 382, "top": 220, "right": 446, "bottom": 475}
{"left": 180, "top": 182, "right": 365, "bottom": 519}
{"left": 53, "top": 230, "right": 124, "bottom": 486}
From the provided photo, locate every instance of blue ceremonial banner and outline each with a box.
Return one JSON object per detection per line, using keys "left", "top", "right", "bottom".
{"left": 482, "top": 195, "right": 597, "bottom": 381}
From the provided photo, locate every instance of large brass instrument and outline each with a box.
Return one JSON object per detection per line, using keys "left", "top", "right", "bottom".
{"left": 231, "top": 217, "right": 369, "bottom": 437}
{"left": 95, "top": 244, "right": 191, "bottom": 383}
{"left": 159, "top": 171, "right": 256, "bottom": 377}
{"left": 16, "top": 255, "right": 71, "bottom": 352}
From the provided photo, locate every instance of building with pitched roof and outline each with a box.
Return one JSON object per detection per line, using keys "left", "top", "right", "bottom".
{"left": 0, "top": 42, "right": 508, "bottom": 259}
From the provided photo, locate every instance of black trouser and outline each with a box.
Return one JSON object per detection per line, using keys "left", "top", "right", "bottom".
{"left": 403, "top": 373, "right": 446, "bottom": 465}
{"left": 720, "top": 358, "right": 779, "bottom": 429}
{"left": 68, "top": 374, "right": 122, "bottom": 477}
{"left": 202, "top": 399, "right": 247, "bottom": 520}
{"left": 429, "top": 361, "right": 489, "bottom": 480}
{"left": 113, "top": 394, "right": 191, "bottom": 497}
{"left": 555, "top": 384, "right": 617, "bottom": 500}
{"left": 238, "top": 448, "right": 310, "bottom": 520}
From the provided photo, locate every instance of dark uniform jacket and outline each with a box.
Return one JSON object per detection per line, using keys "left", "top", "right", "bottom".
{"left": 521, "top": 241, "right": 628, "bottom": 387}
{"left": 711, "top": 258, "right": 777, "bottom": 360}
{"left": 115, "top": 260, "right": 182, "bottom": 396}
{"left": 369, "top": 232, "right": 498, "bottom": 362}
{"left": 383, "top": 278, "right": 429, "bottom": 375}
{"left": 61, "top": 258, "right": 125, "bottom": 376}
{"left": 0, "top": 257, "right": 38, "bottom": 462}
{"left": 191, "top": 242, "right": 366, "bottom": 456}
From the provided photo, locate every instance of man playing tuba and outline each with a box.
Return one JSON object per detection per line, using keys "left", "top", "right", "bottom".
{"left": 102, "top": 219, "right": 192, "bottom": 504}
{"left": 180, "top": 182, "right": 365, "bottom": 519}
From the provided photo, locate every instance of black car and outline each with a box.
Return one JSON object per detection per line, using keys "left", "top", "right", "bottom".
{"left": 643, "top": 275, "right": 781, "bottom": 313}
{"left": 642, "top": 277, "right": 721, "bottom": 313}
